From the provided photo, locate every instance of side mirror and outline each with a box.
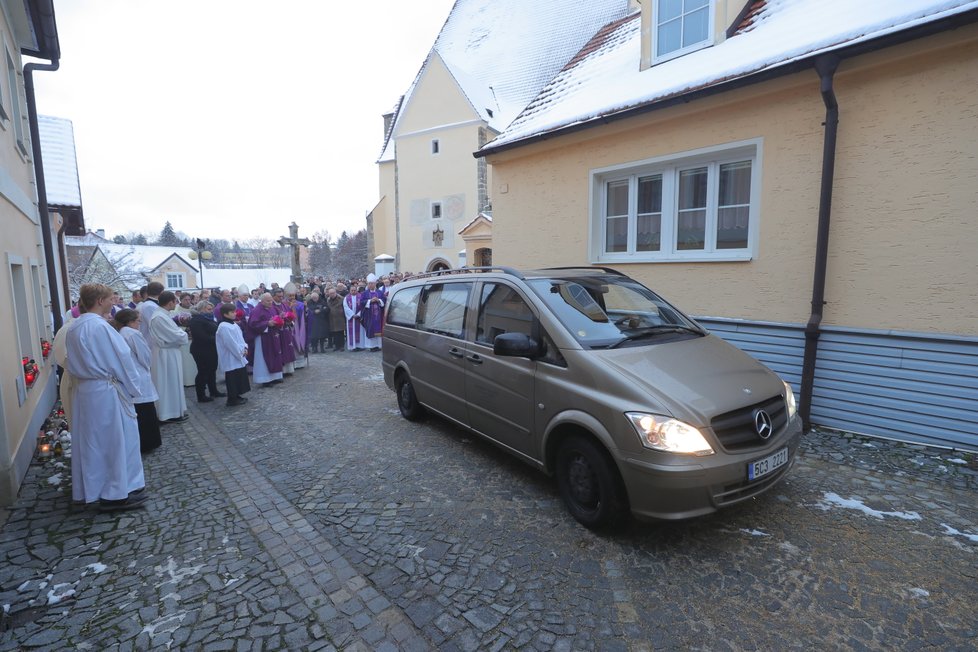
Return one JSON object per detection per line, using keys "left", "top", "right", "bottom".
{"left": 493, "top": 332, "right": 541, "bottom": 358}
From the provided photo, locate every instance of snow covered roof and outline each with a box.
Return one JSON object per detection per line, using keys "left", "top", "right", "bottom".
{"left": 87, "top": 242, "right": 197, "bottom": 272}
{"left": 198, "top": 267, "right": 292, "bottom": 292}
{"left": 380, "top": 0, "right": 629, "bottom": 161}
{"left": 38, "top": 115, "right": 82, "bottom": 207}
{"left": 485, "top": 0, "right": 978, "bottom": 153}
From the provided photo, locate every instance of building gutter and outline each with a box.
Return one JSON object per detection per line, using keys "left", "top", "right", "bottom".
{"left": 798, "top": 55, "right": 839, "bottom": 432}
{"left": 25, "top": 58, "right": 62, "bottom": 332}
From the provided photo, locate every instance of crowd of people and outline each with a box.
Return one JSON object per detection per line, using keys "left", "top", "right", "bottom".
{"left": 56, "top": 272, "right": 398, "bottom": 513}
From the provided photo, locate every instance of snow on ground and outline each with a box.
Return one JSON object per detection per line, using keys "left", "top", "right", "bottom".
{"left": 940, "top": 524, "right": 978, "bottom": 543}
{"left": 816, "top": 492, "right": 922, "bottom": 521}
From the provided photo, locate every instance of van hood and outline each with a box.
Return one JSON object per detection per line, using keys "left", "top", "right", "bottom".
{"left": 593, "top": 334, "right": 783, "bottom": 427}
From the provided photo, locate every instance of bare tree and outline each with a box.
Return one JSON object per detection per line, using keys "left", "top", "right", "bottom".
{"left": 243, "top": 237, "right": 273, "bottom": 267}
{"left": 67, "top": 246, "right": 145, "bottom": 299}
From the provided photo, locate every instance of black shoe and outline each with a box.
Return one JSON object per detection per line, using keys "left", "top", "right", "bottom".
{"left": 163, "top": 415, "right": 189, "bottom": 423}
{"left": 272, "top": 379, "right": 284, "bottom": 384}
{"left": 99, "top": 493, "right": 148, "bottom": 512}
{"left": 198, "top": 396, "right": 213, "bottom": 403}
{"left": 212, "top": 392, "right": 227, "bottom": 397}
{"left": 227, "top": 397, "right": 248, "bottom": 407}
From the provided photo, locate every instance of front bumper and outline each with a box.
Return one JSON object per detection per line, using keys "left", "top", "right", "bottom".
{"left": 619, "top": 414, "right": 804, "bottom": 521}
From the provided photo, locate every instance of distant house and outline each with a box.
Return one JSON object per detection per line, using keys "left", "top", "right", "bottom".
{"left": 0, "top": 0, "right": 62, "bottom": 506}
{"left": 371, "top": 0, "right": 631, "bottom": 274}
{"left": 64, "top": 235, "right": 293, "bottom": 296}
{"left": 476, "top": 0, "right": 978, "bottom": 450}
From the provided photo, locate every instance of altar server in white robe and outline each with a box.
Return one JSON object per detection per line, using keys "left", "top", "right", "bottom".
{"left": 149, "top": 291, "right": 188, "bottom": 422}
{"left": 343, "top": 285, "right": 366, "bottom": 351}
{"left": 64, "top": 283, "right": 147, "bottom": 511}
{"left": 138, "top": 281, "right": 164, "bottom": 343}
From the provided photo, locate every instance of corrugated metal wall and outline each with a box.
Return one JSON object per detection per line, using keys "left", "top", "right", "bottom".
{"left": 695, "top": 317, "right": 978, "bottom": 452}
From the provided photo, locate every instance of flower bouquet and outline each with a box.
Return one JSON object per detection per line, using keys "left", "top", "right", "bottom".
{"left": 282, "top": 311, "right": 297, "bottom": 325}
{"left": 270, "top": 315, "right": 285, "bottom": 329}
{"left": 235, "top": 309, "right": 245, "bottom": 322}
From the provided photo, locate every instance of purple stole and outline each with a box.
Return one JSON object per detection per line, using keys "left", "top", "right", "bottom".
{"left": 292, "top": 301, "right": 307, "bottom": 355}
{"left": 247, "top": 303, "right": 284, "bottom": 372}
{"left": 345, "top": 293, "right": 362, "bottom": 348}
{"left": 358, "top": 289, "right": 386, "bottom": 338}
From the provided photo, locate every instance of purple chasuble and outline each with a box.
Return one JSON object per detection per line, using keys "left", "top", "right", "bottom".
{"left": 358, "top": 288, "right": 386, "bottom": 338}
{"left": 273, "top": 302, "right": 297, "bottom": 364}
{"left": 247, "top": 303, "right": 284, "bottom": 373}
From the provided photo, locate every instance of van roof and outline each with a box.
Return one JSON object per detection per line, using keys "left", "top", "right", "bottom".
{"left": 402, "top": 266, "right": 626, "bottom": 283}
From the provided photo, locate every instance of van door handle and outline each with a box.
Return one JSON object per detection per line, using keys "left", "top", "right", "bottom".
{"left": 448, "top": 347, "right": 464, "bottom": 358}
{"left": 467, "top": 354, "right": 483, "bottom": 365}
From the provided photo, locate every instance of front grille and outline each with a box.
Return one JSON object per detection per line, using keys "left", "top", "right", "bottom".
{"left": 710, "top": 395, "right": 787, "bottom": 452}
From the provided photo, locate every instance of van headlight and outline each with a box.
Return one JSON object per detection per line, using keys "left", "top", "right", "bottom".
{"left": 626, "top": 413, "right": 715, "bottom": 456}
{"left": 783, "top": 380, "right": 797, "bottom": 418}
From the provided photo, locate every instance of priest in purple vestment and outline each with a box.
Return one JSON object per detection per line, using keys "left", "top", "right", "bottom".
{"left": 272, "top": 288, "right": 297, "bottom": 371}
{"left": 358, "top": 274, "right": 386, "bottom": 351}
{"left": 247, "top": 293, "right": 285, "bottom": 385}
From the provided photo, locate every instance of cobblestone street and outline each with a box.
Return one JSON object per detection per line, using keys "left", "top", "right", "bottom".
{"left": 1, "top": 350, "right": 976, "bottom": 650}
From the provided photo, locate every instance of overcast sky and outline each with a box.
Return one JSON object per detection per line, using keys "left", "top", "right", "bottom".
{"left": 32, "top": 0, "right": 456, "bottom": 244}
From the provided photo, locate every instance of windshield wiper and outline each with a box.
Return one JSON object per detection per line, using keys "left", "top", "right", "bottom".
{"left": 608, "top": 325, "right": 704, "bottom": 348}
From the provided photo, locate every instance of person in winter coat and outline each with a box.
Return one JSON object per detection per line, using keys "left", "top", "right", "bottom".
{"left": 326, "top": 287, "right": 347, "bottom": 351}
{"left": 188, "top": 301, "right": 225, "bottom": 402}
{"left": 306, "top": 292, "right": 330, "bottom": 353}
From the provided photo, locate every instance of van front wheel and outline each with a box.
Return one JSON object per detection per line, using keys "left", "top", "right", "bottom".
{"left": 395, "top": 373, "right": 425, "bottom": 421}
{"left": 556, "top": 435, "right": 628, "bottom": 529}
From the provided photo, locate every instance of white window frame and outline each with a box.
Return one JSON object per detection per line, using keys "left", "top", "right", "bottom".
{"left": 5, "top": 47, "right": 25, "bottom": 155}
{"left": 590, "top": 139, "right": 761, "bottom": 264}
{"left": 653, "top": 0, "right": 714, "bottom": 64}
{"left": 431, "top": 201, "right": 442, "bottom": 219}
{"left": 165, "top": 272, "right": 185, "bottom": 289}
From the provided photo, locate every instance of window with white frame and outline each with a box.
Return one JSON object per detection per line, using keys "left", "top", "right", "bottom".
{"left": 165, "top": 272, "right": 185, "bottom": 289}
{"left": 592, "top": 142, "right": 759, "bottom": 262}
{"left": 5, "top": 48, "right": 25, "bottom": 154}
{"left": 431, "top": 139, "right": 440, "bottom": 154}
{"left": 655, "top": 0, "right": 713, "bottom": 61}
{"left": 431, "top": 202, "right": 442, "bottom": 219}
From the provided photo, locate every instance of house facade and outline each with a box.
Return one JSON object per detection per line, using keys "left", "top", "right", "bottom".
{"left": 372, "top": 0, "right": 632, "bottom": 274}
{"left": 477, "top": 0, "right": 978, "bottom": 450}
{"left": 0, "top": 0, "right": 61, "bottom": 505}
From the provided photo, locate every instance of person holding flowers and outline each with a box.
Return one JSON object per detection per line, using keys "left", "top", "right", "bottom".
{"left": 247, "top": 292, "right": 285, "bottom": 387}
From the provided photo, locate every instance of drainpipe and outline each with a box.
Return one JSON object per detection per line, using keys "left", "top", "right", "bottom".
{"left": 24, "top": 58, "right": 63, "bottom": 332}
{"left": 799, "top": 55, "right": 840, "bottom": 433}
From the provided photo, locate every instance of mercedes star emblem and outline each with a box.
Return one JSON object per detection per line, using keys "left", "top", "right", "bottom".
{"left": 753, "top": 409, "right": 773, "bottom": 439}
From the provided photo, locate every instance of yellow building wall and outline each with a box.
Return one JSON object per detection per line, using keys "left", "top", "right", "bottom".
{"left": 0, "top": 20, "right": 58, "bottom": 502}
{"left": 487, "top": 27, "right": 978, "bottom": 336}
{"left": 372, "top": 161, "right": 396, "bottom": 260}
{"left": 393, "top": 53, "right": 486, "bottom": 273}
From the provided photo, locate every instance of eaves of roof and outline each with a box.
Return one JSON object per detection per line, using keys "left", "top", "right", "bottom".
{"left": 22, "top": 0, "right": 60, "bottom": 59}
{"left": 477, "top": 5, "right": 978, "bottom": 159}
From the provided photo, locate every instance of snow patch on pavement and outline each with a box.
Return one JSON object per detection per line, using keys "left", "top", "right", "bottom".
{"left": 816, "top": 492, "right": 922, "bottom": 521}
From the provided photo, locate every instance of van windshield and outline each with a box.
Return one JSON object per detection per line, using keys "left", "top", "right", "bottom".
{"left": 526, "top": 275, "right": 704, "bottom": 349}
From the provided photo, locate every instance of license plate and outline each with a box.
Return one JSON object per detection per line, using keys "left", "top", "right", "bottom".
{"left": 748, "top": 447, "right": 789, "bottom": 481}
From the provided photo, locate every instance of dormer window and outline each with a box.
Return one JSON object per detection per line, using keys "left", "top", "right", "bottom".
{"left": 655, "top": 0, "right": 712, "bottom": 62}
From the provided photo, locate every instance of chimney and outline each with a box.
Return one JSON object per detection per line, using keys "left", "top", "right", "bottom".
{"left": 96, "top": 229, "right": 106, "bottom": 239}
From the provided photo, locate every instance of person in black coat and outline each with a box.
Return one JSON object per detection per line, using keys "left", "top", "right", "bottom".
{"left": 189, "top": 301, "right": 225, "bottom": 402}
{"left": 306, "top": 291, "right": 330, "bottom": 353}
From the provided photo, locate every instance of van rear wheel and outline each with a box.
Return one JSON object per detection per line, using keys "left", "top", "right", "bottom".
{"left": 395, "top": 372, "right": 425, "bottom": 421}
{"left": 556, "top": 435, "right": 628, "bottom": 529}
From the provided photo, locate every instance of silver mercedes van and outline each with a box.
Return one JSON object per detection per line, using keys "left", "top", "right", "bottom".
{"left": 382, "top": 267, "right": 803, "bottom": 529}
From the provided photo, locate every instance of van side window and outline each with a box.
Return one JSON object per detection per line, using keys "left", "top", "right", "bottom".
{"left": 387, "top": 286, "right": 422, "bottom": 327}
{"left": 476, "top": 283, "right": 534, "bottom": 344}
{"left": 418, "top": 283, "right": 471, "bottom": 338}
